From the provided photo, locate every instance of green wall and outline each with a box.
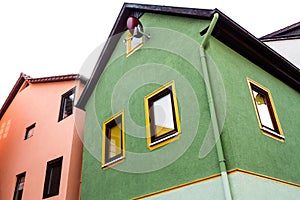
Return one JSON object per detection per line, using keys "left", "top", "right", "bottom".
{"left": 81, "top": 13, "right": 222, "bottom": 200}
{"left": 81, "top": 11, "right": 300, "bottom": 200}
{"left": 206, "top": 37, "right": 300, "bottom": 184}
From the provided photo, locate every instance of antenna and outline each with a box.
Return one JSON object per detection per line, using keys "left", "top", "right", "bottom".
{"left": 123, "top": 16, "right": 150, "bottom": 43}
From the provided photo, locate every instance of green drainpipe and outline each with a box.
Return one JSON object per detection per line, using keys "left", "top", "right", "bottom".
{"left": 200, "top": 13, "right": 233, "bottom": 200}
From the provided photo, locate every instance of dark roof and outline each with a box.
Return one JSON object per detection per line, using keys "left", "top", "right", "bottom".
{"left": 27, "top": 74, "right": 79, "bottom": 83}
{"left": 0, "top": 73, "right": 79, "bottom": 120}
{"left": 76, "top": 2, "right": 300, "bottom": 110}
{"left": 260, "top": 21, "right": 300, "bottom": 41}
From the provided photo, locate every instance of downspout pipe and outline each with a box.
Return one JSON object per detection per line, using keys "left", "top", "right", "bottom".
{"left": 200, "top": 13, "right": 233, "bottom": 200}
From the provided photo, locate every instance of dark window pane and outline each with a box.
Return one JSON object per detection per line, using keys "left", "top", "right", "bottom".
{"left": 58, "top": 88, "right": 75, "bottom": 121}
{"left": 102, "top": 112, "right": 124, "bottom": 169}
{"left": 13, "top": 172, "right": 26, "bottom": 200}
{"left": 144, "top": 81, "right": 181, "bottom": 150}
{"left": 43, "top": 157, "right": 63, "bottom": 198}
{"left": 252, "top": 90, "right": 275, "bottom": 130}
{"left": 248, "top": 79, "right": 284, "bottom": 140}
{"left": 24, "top": 123, "right": 35, "bottom": 140}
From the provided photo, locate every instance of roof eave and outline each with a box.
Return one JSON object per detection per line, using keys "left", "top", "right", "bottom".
{"left": 260, "top": 35, "right": 300, "bottom": 42}
{"left": 0, "top": 73, "right": 26, "bottom": 120}
{"left": 76, "top": 3, "right": 300, "bottom": 110}
{"left": 0, "top": 73, "right": 79, "bottom": 120}
{"left": 76, "top": 3, "right": 215, "bottom": 110}
{"left": 260, "top": 21, "right": 300, "bottom": 40}
{"left": 28, "top": 74, "right": 79, "bottom": 83}
{"left": 212, "top": 9, "right": 300, "bottom": 92}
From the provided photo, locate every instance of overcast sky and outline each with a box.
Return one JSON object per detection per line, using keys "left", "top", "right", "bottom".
{"left": 0, "top": 0, "right": 299, "bottom": 107}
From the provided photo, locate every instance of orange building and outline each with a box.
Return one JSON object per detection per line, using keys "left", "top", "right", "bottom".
{"left": 0, "top": 73, "right": 85, "bottom": 200}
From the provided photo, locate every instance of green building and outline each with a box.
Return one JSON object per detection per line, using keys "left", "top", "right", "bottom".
{"left": 77, "top": 3, "right": 300, "bottom": 200}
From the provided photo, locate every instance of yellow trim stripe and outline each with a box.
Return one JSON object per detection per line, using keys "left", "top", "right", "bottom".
{"left": 132, "top": 168, "right": 300, "bottom": 199}
{"left": 228, "top": 168, "right": 300, "bottom": 188}
{"left": 132, "top": 174, "right": 221, "bottom": 200}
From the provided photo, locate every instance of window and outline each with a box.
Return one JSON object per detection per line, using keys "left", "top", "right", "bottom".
{"left": 102, "top": 111, "right": 125, "bottom": 169}
{"left": 43, "top": 157, "right": 63, "bottom": 199}
{"left": 24, "top": 123, "right": 35, "bottom": 140}
{"left": 125, "top": 32, "right": 143, "bottom": 57}
{"left": 247, "top": 78, "right": 284, "bottom": 140}
{"left": 58, "top": 88, "right": 75, "bottom": 121}
{"left": 13, "top": 172, "right": 26, "bottom": 200}
{"left": 144, "top": 81, "right": 181, "bottom": 150}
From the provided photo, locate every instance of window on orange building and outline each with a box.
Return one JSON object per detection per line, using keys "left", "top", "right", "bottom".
{"left": 13, "top": 172, "right": 26, "bottom": 200}
{"left": 43, "top": 157, "right": 63, "bottom": 199}
{"left": 24, "top": 123, "right": 35, "bottom": 140}
{"left": 58, "top": 88, "right": 75, "bottom": 121}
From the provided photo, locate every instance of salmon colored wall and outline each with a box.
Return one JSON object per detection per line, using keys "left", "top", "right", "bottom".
{"left": 0, "top": 79, "right": 83, "bottom": 200}
{"left": 66, "top": 108, "right": 85, "bottom": 200}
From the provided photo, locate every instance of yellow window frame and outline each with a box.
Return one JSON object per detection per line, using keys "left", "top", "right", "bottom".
{"left": 102, "top": 111, "right": 125, "bottom": 169}
{"left": 125, "top": 33, "right": 143, "bottom": 57}
{"left": 247, "top": 78, "right": 284, "bottom": 141}
{"left": 144, "top": 81, "right": 181, "bottom": 150}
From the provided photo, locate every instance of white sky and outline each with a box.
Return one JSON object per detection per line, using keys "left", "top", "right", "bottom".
{"left": 0, "top": 0, "right": 299, "bottom": 107}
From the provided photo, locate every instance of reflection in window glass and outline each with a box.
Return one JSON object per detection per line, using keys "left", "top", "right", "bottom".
{"left": 63, "top": 92, "right": 74, "bottom": 118}
{"left": 153, "top": 94, "right": 175, "bottom": 137}
{"left": 109, "top": 124, "right": 122, "bottom": 158}
{"left": 145, "top": 81, "right": 181, "bottom": 150}
{"left": 247, "top": 78, "right": 284, "bottom": 140}
{"left": 13, "top": 172, "right": 26, "bottom": 200}
{"left": 252, "top": 91, "right": 274, "bottom": 130}
{"left": 43, "top": 157, "right": 63, "bottom": 199}
{"left": 25, "top": 123, "right": 35, "bottom": 140}
{"left": 58, "top": 88, "right": 75, "bottom": 121}
{"left": 102, "top": 111, "right": 125, "bottom": 169}
{"left": 131, "top": 37, "right": 141, "bottom": 49}
{"left": 125, "top": 33, "right": 143, "bottom": 57}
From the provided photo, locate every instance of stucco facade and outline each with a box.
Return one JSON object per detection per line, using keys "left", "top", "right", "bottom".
{"left": 77, "top": 3, "right": 300, "bottom": 200}
{"left": 0, "top": 73, "right": 84, "bottom": 200}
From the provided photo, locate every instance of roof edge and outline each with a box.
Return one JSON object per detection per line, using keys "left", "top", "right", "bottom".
{"left": 260, "top": 35, "right": 300, "bottom": 42}
{"left": 260, "top": 21, "right": 300, "bottom": 40}
{"left": 0, "top": 73, "right": 79, "bottom": 120}
{"left": 0, "top": 73, "right": 26, "bottom": 120}
{"left": 76, "top": 3, "right": 215, "bottom": 110}
{"left": 28, "top": 74, "right": 79, "bottom": 83}
{"left": 211, "top": 9, "right": 300, "bottom": 92}
{"left": 76, "top": 3, "right": 300, "bottom": 110}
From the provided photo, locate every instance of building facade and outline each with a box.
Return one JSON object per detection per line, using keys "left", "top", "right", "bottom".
{"left": 77, "top": 3, "right": 300, "bottom": 200}
{"left": 0, "top": 73, "right": 85, "bottom": 200}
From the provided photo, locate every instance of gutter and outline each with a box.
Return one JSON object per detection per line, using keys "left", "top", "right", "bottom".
{"left": 200, "top": 13, "right": 233, "bottom": 200}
